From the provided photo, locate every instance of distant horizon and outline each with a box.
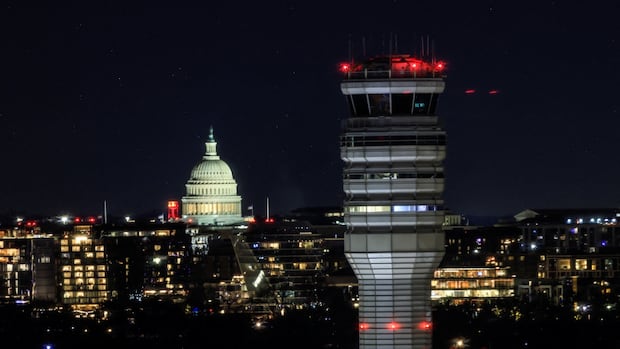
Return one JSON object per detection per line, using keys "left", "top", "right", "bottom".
{"left": 7, "top": 203, "right": 620, "bottom": 226}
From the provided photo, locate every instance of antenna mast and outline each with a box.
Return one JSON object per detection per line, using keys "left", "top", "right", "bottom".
{"left": 103, "top": 200, "right": 108, "bottom": 224}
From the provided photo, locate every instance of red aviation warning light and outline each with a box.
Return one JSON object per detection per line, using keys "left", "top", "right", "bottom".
{"left": 359, "top": 322, "right": 370, "bottom": 331}
{"left": 339, "top": 63, "right": 351, "bottom": 73}
{"left": 340, "top": 55, "right": 447, "bottom": 78}
{"left": 387, "top": 321, "right": 401, "bottom": 330}
{"left": 418, "top": 320, "right": 432, "bottom": 331}
{"left": 464, "top": 88, "right": 500, "bottom": 95}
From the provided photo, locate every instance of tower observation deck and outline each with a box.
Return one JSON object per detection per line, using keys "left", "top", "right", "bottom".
{"left": 338, "top": 54, "right": 447, "bottom": 349}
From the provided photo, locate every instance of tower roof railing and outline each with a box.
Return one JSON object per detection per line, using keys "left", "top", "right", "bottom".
{"left": 339, "top": 54, "right": 446, "bottom": 80}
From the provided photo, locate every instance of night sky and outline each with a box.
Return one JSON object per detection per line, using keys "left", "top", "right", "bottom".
{"left": 1, "top": 1, "right": 619, "bottom": 220}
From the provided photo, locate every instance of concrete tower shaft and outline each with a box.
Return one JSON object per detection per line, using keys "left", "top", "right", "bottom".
{"left": 339, "top": 55, "right": 447, "bottom": 349}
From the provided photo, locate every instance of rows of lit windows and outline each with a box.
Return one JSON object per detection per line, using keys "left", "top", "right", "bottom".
{"left": 62, "top": 271, "right": 106, "bottom": 278}
{"left": 345, "top": 205, "right": 442, "bottom": 213}
{"left": 432, "top": 279, "right": 514, "bottom": 289}
{"left": 62, "top": 284, "right": 107, "bottom": 291}
{"left": 0, "top": 263, "right": 29, "bottom": 272}
{"left": 298, "top": 241, "right": 316, "bottom": 249}
{"left": 345, "top": 172, "right": 443, "bottom": 180}
{"left": 62, "top": 265, "right": 106, "bottom": 272}
{"left": 431, "top": 289, "right": 514, "bottom": 300}
{"left": 341, "top": 134, "right": 445, "bottom": 147}
{"left": 550, "top": 258, "right": 620, "bottom": 271}
{"left": 63, "top": 291, "right": 107, "bottom": 298}
{"left": 0, "top": 248, "right": 20, "bottom": 257}
{"left": 0, "top": 256, "right": 22, "bottom": 264}
{"left": 434, "top": 268, "right": 509, "bottom": 279}
{"left": 346, "top": 93, "right": 440, "bottom": 117}
{"left": 183, "top": 202, "right": 240, "bottom": 215}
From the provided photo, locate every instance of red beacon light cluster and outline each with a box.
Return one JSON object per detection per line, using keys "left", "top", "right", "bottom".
{"left": 73, "top": 216, "right": 97, "bottom": 223}
{"left": 359, "top": 322, "right": 370, "bottom": 331}
{"left": 340, "top": 56, "right": 446, "bottom": 77}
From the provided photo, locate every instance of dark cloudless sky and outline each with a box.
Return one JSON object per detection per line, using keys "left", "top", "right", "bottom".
{"left": 1, "top": 1, "right": 619, "bottom": 219}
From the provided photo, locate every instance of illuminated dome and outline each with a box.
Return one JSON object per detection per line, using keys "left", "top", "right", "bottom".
{"left": 181, "top": 126, "right": 243, "bottom": 226}
{"left": 189, "top": 156, "right": 233, "bottom": 181}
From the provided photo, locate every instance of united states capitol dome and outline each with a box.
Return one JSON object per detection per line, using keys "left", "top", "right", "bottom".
{"left": 187, "top": 126, "right": 234, "bottom": 182}
{"left": 189, "top": 156, "right": 234, "bottom": 181}
{"left": 181, "top": 126, "right": 243, "bottom": 226}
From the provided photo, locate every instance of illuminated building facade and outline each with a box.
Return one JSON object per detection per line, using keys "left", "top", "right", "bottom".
{"left": 0, "top": 236, "right": 56, "bottom": 302}
{"left": 339, "top": 54, "right": 447, "bottom": 348}
{"left": 59, "top": 225, "right": 108, "bottom": 310}
{"left": 102, "top": 223, "right": 191, "bottom": 303}
{"left": 243, "top": 220, "right": 325, "bottom": 307}
{"left": 181, "top": 126, "right": 243, "bottom": 226}
{"left": 508, "top": 208, "right": 620, "bottom": 304}
{"left": 431, "top": 267, "right": 515, "bottom": 303}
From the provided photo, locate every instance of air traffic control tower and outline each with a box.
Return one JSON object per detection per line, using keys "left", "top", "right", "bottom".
{"left": 339, "top": 55, "right": 447, "bottom": 349}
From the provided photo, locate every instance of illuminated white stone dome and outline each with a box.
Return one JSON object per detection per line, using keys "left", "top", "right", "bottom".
{"left": 181, "top": 126, "right": 243, "bottom": 226}
{"left": 189, "top": 160, "right": 233, "bottom": 181}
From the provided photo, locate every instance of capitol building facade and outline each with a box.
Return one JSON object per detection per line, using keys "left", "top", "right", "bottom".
{"left": 181, "top": 126, "right": 243, "bottom": 226}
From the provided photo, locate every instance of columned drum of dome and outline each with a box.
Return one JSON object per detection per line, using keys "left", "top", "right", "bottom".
{"left": 181, "top": 127, "right": 243, "bottom": 226}
{"left": 339, "top": 55, "right": 447, "bottom": 349}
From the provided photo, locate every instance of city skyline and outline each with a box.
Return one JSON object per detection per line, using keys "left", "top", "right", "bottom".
{"left": 2, "top": 2, "right": 619, "bottom": 219}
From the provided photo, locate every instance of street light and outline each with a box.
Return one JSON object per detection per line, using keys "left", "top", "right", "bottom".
{"left": 451, "top": 337, "right": 469, "bottom": 349}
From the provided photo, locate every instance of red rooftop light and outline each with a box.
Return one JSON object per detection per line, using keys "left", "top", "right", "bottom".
{"left": 359, "top": 322, "right": 370, "bottom": 331}
{"left": 339, "top": 63, "right": 351, "bottom": 73}
{"left": 418, "top": 320, "right": 432, "bottom": 331}
{"left": 387, "top": 322, "right": 401, "bottom": 330}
